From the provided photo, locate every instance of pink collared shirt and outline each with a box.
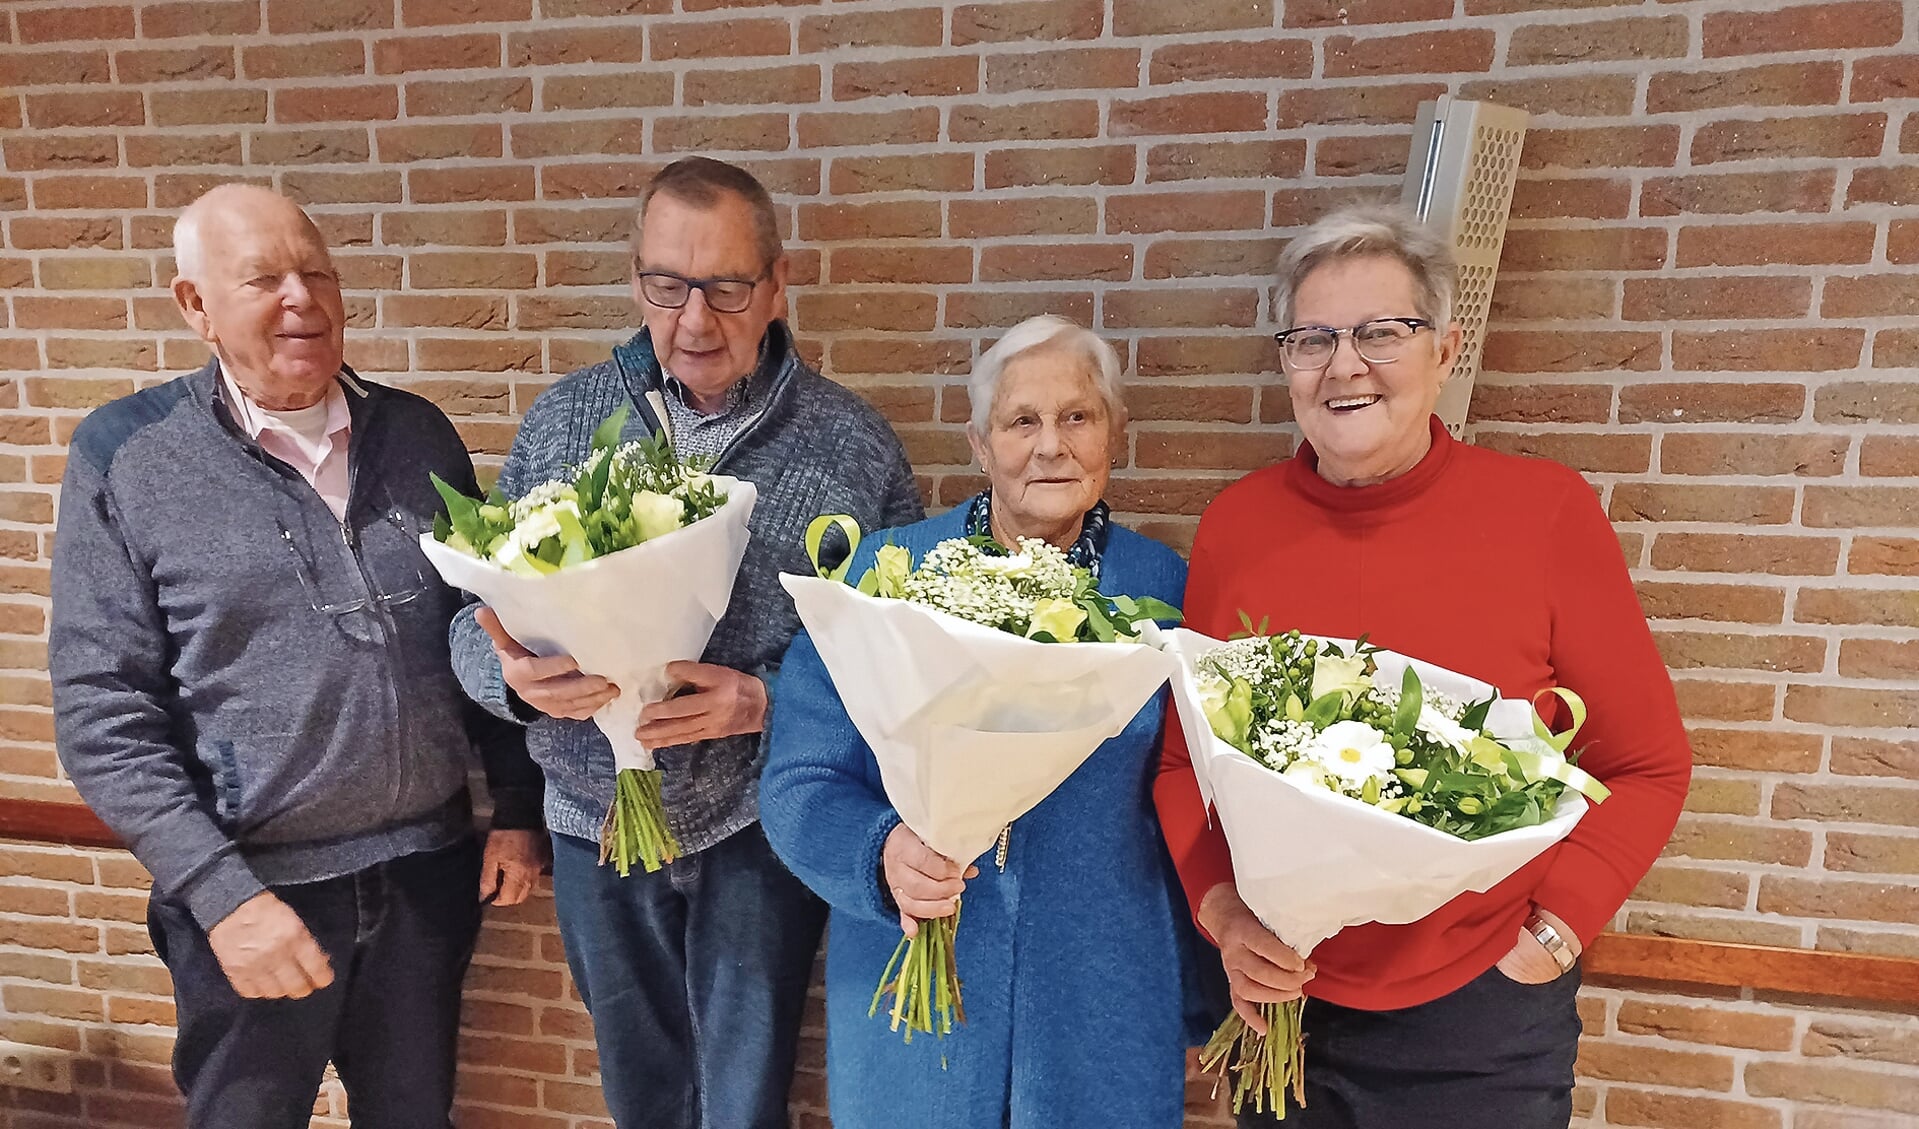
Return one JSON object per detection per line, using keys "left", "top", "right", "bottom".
{"left": 221, "top": 367, "right": 353, "bottom": 520}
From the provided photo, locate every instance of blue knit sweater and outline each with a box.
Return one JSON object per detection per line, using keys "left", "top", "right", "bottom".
{"left": 449, "top": 323, "right": 922, "bottom": 848}
{"left": 761, "top": 506, "right": 1212, "bottom": 1129}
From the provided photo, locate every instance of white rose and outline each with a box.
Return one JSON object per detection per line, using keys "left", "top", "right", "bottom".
{"left": 630, "top": 491, "right": 685, "bottom": 542}
{"left": 1282, "top": 760, "right": 1329, "bottom": 789}
{"left": 1309, "top": 653, "right": 1369, "bottom": 705}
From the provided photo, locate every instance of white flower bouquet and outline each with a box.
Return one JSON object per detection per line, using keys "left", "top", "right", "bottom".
{"left": 422, "top": 406, "right": 756, "bottom": 876}
{"left": 782, "top": 517, "right": 1180, "bottom": 1043}
{"left": 1163, "top": 624, "right": 1610, "bottom": 1118}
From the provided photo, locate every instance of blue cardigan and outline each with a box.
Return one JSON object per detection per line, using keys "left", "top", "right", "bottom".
{"left": 761, "top": 506, "right": 1210, "bottom": 1129}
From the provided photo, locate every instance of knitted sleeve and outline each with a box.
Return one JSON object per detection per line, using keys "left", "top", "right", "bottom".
{"left": 1529, "top": 476, "right": 1693, "bottom": 944}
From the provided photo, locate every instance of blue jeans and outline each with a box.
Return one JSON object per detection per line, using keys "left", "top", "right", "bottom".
{"left": 549, "top": 822, "right": 827, "bottom": 1129}
{"left": 148, "top": 837, "right": 483, "bottom": 1129}
{"left": 1237, "top": 965, "right": 1583, "bottom": 1129}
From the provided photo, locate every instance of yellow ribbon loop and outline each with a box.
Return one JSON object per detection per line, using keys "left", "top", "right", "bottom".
{"left": 1509, "top": 749, "right": 1613, "bottom": 804}
{"left": 1530, "top": 687, "right": 1589, "bottom": 754}
{"left": 805, "top": 514, "right": 863, "bottom": 582}
{"left": 1520, "top": 687, "right": 1609, "bottom": 803}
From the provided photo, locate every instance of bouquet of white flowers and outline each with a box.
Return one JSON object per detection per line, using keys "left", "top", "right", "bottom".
{"left": 422, "top": 406, "right": 756, "bottom": 876}
{"left": 1164, "top": 624, "right": 1610, "bottom": 1118}
{"left": 782, "top": 517, "right": 1179, "bottom": 1044}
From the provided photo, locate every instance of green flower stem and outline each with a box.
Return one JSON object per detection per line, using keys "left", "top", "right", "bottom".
{"left": 598, "top": 768, "right": 682, "bottom": 876}
{"left": 1199, "top": 1001, "right": 1307, "bottom": 1119}
{"left": 869, "top": 902, "right": 965, "bottom": 1044}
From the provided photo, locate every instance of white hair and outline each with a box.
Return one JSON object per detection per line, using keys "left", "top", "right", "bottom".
{"left": 1275, "top": 203, "right": 1456, "bottom": 333}
{"left": 966, "top": 315, "right": 1125, "bottom": 433}
{"left": 172, "top": 208, "right": 207, "bottom": 282}
{"left": 172, "top": 182, "right": 319, "bottom": 285}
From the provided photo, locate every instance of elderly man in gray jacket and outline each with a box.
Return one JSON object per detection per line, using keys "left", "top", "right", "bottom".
{"left": 452, "top": 157, "right": 922, "bottom": 1129}
{"left": 50, "top": 184, "right": 546, "bottom": 1129}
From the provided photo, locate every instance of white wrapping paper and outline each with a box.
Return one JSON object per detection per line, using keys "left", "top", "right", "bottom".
{"left": 421, "top": 478, "right": 757, "bottom": 771}
{"left": 1161, "top": 627, "right": 1589, "bottom": 957}
{"left": 783, "top": 573, "right": 1178, "bottom": 864}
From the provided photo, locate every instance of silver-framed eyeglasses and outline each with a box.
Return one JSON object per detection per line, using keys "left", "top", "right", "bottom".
{"left": 277, "top": 508, "right": 432, "bottom": 619}
{"left": 1274, "top": 317, "right": 1433, "bottom": 372}
{"left": 634, "top": 266, "right": 771, "bottom": 314}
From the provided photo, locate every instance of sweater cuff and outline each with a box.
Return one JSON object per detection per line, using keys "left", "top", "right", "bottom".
{"left": 851, "top": 808, "right": 904, "bottom": 928}
{"left": 487, "top": 785, "right": 546, "bottom": 832}
{"left": 1530, "top": 870, "right": 1618, "bottom": 949}
{"left": 1174, "top": 829, "right": 1235, "bottom": 944}
{"left": 177, "top": 853, "right": 268, "bottom": 932}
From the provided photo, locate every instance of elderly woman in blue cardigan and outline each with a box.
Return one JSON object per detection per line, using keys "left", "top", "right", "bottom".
{"left": 761, "top": 315, "right": 1208, "bottom": 1128}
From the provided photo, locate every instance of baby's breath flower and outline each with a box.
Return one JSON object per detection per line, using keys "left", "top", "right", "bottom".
{"left": 1373, "top": 682, "right": 1466, "bottom": 722}
{"left": 510, "top": 480, "right": 576, "bottom": 521}
{"left": 892, "top": 536, "right": 1091, "bottom": 636}
{"left": 1199, "top": 637, "right": 1278, "bottom": 687}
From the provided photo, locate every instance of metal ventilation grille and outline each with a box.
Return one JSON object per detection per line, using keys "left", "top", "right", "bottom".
{"left": 1401, "top": 99, "right": 1529, "bottom": 440}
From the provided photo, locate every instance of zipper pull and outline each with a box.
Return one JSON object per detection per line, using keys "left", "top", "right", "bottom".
{"left": 995, "top": 824, "right": 1010, "bottom": 872}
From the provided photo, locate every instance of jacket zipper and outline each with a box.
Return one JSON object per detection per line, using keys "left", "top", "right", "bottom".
{"left": 219, "top": 375, "right": 415, "bottom": 827}
{"left": 340, "top": 417, "right": 412, "bottom": 825}
{"left": 627, "top": 355, "right": 791, "bottom": 478}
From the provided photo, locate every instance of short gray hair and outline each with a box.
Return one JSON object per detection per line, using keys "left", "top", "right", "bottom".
{"left": 634, "top": 157, "right": 781, "bottom": 268}
{"left": 1275, "top": 203, "right": 1456, "bottom": 334}
{"left": 966, "top": 315, "right": 1124, "bottom": 433}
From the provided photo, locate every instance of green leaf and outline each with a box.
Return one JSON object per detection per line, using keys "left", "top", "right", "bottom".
{"left": 1393, "top": 665, "right": 1423, "bottom": 739}
{"left": 1301, "top": 690, "right": 1345, "bottom": 728}
{"left": 579, "top": 447, "right": 614, "bottom": 515}
{"left": 592, "top": 403, "right": 631, "bottom": 455}
{"left": 430, "top": 472, "right": 483, "bottom": 545}
{"left": 1082, "top": 598, "right": 1118, "bottom": 643}
{"left": 1128, "top": 596, "right": 1183, "bottom": 624}
{"left": 1460, "top": 695, "right": 1493, "bottom": 732}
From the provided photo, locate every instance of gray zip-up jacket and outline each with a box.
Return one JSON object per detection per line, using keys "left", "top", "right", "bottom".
{"left": 51, "top": 364, "right": 541, "bottom": 930}
{"left": 449, "top": 322, "right": 923, "bottom": 850}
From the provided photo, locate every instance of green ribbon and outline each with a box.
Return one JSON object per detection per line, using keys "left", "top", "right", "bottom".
{"left": 1530, "top": 687, "right": 1588, "bottom": 754}
{"left": 1509, "top": 748, "right": 1612, "bottom": 804}
{"left": 805, "top": 514, "right": 863, "bottom": 583}
{"left": 1519, "top": 687, "right": 1610, "bottom": 803}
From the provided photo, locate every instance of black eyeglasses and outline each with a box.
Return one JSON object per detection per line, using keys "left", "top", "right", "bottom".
{"left": 1274, "top": 317, "right": 1433, "bottom": 372}
{"left": 634, "top": 266, "right": 771, "bottom": 314}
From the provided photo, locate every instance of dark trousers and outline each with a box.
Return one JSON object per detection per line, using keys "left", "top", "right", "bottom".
{"left": 1239, "top": 965, "right": 1583, "bottom": 1129}
{"left": 549, "top": 822, "right": 828, "bottom": 1129}
{"left": 148, "top": 837, "right": 483, "bottom": 1129}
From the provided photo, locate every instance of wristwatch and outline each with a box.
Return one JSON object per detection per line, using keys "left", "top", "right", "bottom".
{"left": 1526, "top": 911, "right": 1577, "bottom": 975}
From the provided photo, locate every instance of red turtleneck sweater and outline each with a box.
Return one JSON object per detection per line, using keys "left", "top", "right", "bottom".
{"left": 1154, "top": 416, "right": 1692, "bottom": 1011}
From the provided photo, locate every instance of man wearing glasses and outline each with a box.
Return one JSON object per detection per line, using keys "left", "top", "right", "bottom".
{"left": 451, "top": 157, "right": 922, "bottom": 1129}
{"left": 49, "top": 184, "right": 546, "bottom": 1129}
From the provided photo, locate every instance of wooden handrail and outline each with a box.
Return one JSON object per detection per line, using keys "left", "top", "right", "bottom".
{"left": 0, "top": 796, "right": 120, "bottom": 849}
{"left": 1, "top": 798, "right": 1915, "bottom": 1006}
{"left": 1582, "top": 932, "right": 1919, "bottom": 1006}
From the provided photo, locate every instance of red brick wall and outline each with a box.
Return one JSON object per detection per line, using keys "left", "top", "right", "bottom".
{"left": 2, "top": 1, "right": 1918, "bottom": 1126}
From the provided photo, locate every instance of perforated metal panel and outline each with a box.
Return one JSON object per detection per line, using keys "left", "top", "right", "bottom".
{"left": 1401, "top": 98, "right": 1529, "bottom": 440}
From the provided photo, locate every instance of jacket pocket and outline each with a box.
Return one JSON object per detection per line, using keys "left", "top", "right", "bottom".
{"left": 201, "top": 730, "right": 332, "bottom": 842}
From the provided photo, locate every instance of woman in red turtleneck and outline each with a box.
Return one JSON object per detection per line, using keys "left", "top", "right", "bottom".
{"left": 1155, "top": 205, "right": 1691, "bottom": 1129}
